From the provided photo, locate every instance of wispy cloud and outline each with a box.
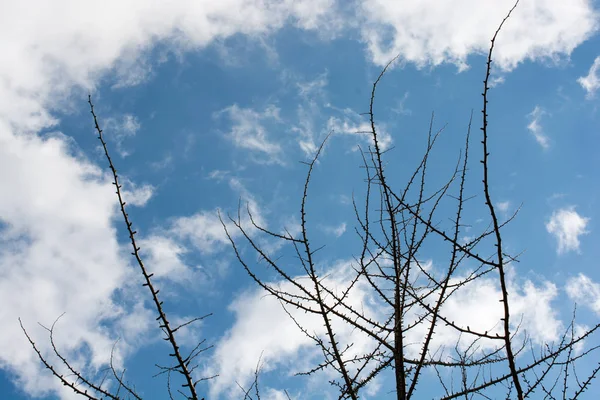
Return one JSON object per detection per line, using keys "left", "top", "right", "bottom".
{"left": 103, "top": 114, "right": 141, "bottom": 157}
{"left": 578, "top": 56, "right": 600, "bottom": 99}
{"left": 168, "top": 177, "right": 267, "bottom": 255}
{"left": 497, "top": 200, "right": 511, "bottom": 214}
{"left": 216, "top": 104, "right": 284, "bottom": 165}
{"left": 292, "top": 72, "right": 330, "bottom": 157}
{"left": 320, "top": 222, "right": 347, "bottom": 238}
{"left": 292, "top": 73, "right": 393, "bottom": 157}
{"left": 0, "top": 0, "right": 337, "bottom": 134}
{"left": 488, "top": 75, "right": 506, "bottom": 88}
{"left": 546, "top": 207, "right": 590, "bottom": 254}
{"left": 566, "top": 274, "right": 600, "bottom": 314}
{"left": 149, "top": 153, "right": 173, "bottom": 171}
{"left": 296, "top": 71, "right": 328, "bottom": 98}
{"left": 527, "top": 106, "right": 550, "bottom": 149}
{"left": 391, "top": 91, "right": 412, "bottom": 115}
{"left": 327, "top": 113, "right": 392, "bottom": 151}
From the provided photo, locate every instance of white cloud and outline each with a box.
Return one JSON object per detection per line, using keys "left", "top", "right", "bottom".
{"left": 207, "top": 260, "right": 382, "bottom": 399}
{"left": 0, "top": 125, "right": 154, "bottom": 398}
{"left": 546, "top": 207, "right": 590, "bottom": 254}
{"left": 418, "top": 274, "right": 561, "bottom": 351}
{"left": 208, "top": 259, "right": 561, "bottom": 398}
{"left": 516, "top": 281, "right": 562, "bottom": 343}
{"left": 566, "top": 274, "right": 600, "bottom": 315}
{"left": 137, "top": 235, "right": 193, "bottom": 280}
{"left": 167, "top": 177, "right": 267, "bottom": 255}
{"left": 527, "top": 106, "right": 550, "bottom": 149}
{"left": 261, "top": 388, "right": 296, "bottom": 400}
{"left": 0, "top": 6, "right": 337, "bottom": 393}
{"left": 578, "top": 56, "right": 600, "bottom": 99}
{"left": 208, "top": 286, "right": 318, "bottom": 399}
{"left": 327, "top": 114, "right": 393, "bottom": 152}
{"left": 0, "top": 124, "right": 263, "bottom": 398}
{"left": 0, "top": 0, "right": 337, "bottom": 133}
{"left": 489, "top": 75, "right": 506, "bottom": 88}
{"left": 0, "top": 0, "right": 597, "bottom": 138}
{"left": 359, "top": 0, "right": 598, "bottom": 70}
{"left": 120, "top": 180, "right": 154, "bottom": 207}
{"left": 170, "top": 210, "right": 234, "bottom": 255}
{"left": 216, "top": 104, "right": 284, "bottom": 164}
{"left": 566, "top": 276, "right": 600, "bottom": 353}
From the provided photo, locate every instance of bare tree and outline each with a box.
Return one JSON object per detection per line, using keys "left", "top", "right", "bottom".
{"left": 222, "top": 1, "right": 600, "bottom": 399}
{"left": 19, "top": 1, "right": 600, "bottom": 399}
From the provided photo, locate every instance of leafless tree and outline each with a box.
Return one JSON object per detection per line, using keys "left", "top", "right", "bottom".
{"left": 222, "top": 1, "right": 600, "bottom": 399}
{"left": 19, "top": 1, "right": 600, "bottom": 399}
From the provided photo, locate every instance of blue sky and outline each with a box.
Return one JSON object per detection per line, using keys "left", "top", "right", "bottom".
{"left": 1, "top": 1, "right": 600, "bottom": 399}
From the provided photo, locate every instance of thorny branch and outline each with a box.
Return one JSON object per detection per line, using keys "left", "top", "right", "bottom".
{"left": 89, "top": 96, "right": 203, "bottom": 400}
{"left": 224, "top": 1, "right": 600, "bottom": 399}
{"left": 479, "top": 1, "right": 523, "bottom": 397}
